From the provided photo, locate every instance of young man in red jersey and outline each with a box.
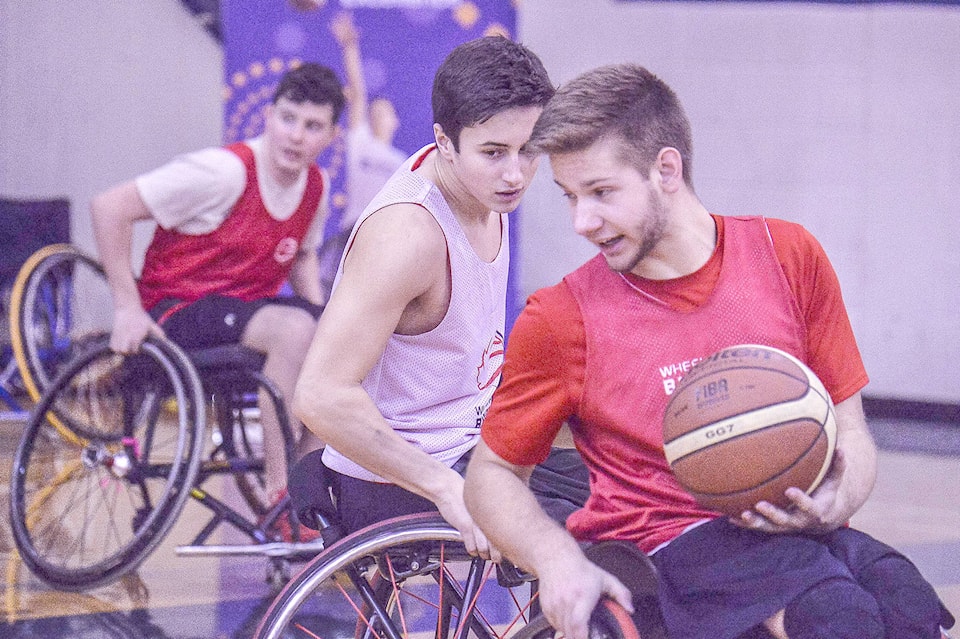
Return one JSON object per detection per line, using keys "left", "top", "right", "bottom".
{"left": 465, "top": 63, "right": 953, "bottom": 639}
{"left": 91, "top": 63, "right": 344, "bottom": 515}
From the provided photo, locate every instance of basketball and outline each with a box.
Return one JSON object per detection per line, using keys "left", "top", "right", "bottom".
{"left": 662, "top": 344, "right": 837, "bottom": 516}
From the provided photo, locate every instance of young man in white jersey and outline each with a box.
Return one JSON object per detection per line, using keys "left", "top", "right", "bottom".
{"left": 290, "top": 36, "right": 587, "bottom": 557}
{"left": 91, "top": 64, "right": 344, "bottom": 531}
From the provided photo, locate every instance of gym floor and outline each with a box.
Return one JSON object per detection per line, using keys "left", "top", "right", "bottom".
{"left": 0, "top": 413, "right": 958, "bottom": 638}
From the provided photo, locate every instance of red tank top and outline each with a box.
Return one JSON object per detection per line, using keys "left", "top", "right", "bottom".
{"left": 563, "top": 215, "right": 806, "bottom": 552}
{"left": 137, "top": 142, "right": 323, "bottom": 310}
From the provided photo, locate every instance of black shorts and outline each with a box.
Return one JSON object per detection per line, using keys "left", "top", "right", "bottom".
{"left": 650, "top": 517, "right": 948, "bottom": 639}
{"left": 331, "top": 447, "right": 590, "bottom": 535}
{"left": 149, "top": 294, "right": 323, "bottom": 350}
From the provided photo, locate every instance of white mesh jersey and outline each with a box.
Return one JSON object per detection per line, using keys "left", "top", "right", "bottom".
{"left": 322, "top": 145, "right": 510, "bottom": 482}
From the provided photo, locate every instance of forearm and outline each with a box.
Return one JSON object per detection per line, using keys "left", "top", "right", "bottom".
{"left": 464, "top": 442, "right": 582, "bottom": 573}
{"left": 832, "top": 393, "right": 876, "bottom": 517}
{"left": 331, "top": 13, "right": 367, "bottom": 129}
{"left": 465, "top": 442, "right": 634, "bottom": 639}
{"left": 289, "top": 250, "right": 324, "bottom": 305}
{"left": 293, "top": 377, "right": 459, "bottom": 502}
{"left": 342, "top": 43, "right": 366, "bottom": 103}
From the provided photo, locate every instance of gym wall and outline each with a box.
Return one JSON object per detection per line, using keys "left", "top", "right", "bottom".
{"left": 0, "top": 0, "right": 957, "bottom": 404}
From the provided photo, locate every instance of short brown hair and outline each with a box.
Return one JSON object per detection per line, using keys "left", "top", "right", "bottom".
{"left": 528, "top": 63, "right": 694, "bottom": 186}
{"left": 432, "top": 36, "right": 554, "bottom": 151}
{"left": 273, "top": 63, "right": 346, "bottom": 124}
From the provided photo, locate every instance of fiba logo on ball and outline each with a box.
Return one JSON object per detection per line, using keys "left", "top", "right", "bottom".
{"left": 694, "top": 377, "right": 729, "bottom": 408}
{"left": 662, "top": 344, "right": 837, "bottom": 515}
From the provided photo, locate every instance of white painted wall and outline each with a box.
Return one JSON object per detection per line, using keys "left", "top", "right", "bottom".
{"left": 0, "top": 1, "right": 223, "bottom": 261}
{"left": 519, "top": 0, "right": 960, "bottom": 403}
{"left": 1, "top": 1, "right": 957, "bottom": 403}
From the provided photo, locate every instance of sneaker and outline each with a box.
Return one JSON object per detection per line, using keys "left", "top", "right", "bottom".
{"left": 261, "top": 488, "right": 322, "bottom": 543}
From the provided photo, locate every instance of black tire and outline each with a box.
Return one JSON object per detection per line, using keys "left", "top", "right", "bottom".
{"left": 9, "top": 335, "right": 206, "bottom": 590}
{"left": 200, "top": 358, "right": 294, "bottom": 519}
{"left": 9, "top": 244, "right": 110, "bottom": 402}
{"left": 255, "top": 512, "right": 541, "bottom": 639}
{"left": 215, "top": 385, "right": 272, "bottom": 516}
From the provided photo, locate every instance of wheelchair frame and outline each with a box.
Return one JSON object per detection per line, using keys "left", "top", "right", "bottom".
{"left": 7, "top": 243, "right": 653, "bottom": 639}
{"left": 254, "top": 511, "right": 642, "bottom": 639}
{"left": 7, "top": 245, "right": 317, "bottom": 591}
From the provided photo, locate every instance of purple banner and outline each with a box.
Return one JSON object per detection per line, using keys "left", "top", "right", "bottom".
{"left": 222, "top": 0, "right": 518, "bottom": 237}
{"left": 221, "top": 0, "right": 522, "bottom": 325}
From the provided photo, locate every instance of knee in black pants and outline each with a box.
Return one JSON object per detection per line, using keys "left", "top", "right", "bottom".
{"left": 858, "top": 554, "right": 951, "bottom": 639}
{"left": 784, "top": 577, "right": 883, "bottom": 639}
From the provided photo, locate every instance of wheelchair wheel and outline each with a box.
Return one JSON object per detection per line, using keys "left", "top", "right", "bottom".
{"left": 9, "top": 243, "right": 111, "bottom": 401}
{"left": 202, "top": 358, "right": 294, "bottom": 518}
{"left": 256, "top": 512, "right": 544, "bottom": 639}
{"left": 9, "top": 335, "right": 206, "bottom": 590}
{"left": 588, "top": 600, "right": 643, "bottom": 639}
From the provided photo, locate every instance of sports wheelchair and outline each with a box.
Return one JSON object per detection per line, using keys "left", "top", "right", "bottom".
{"left": 249, "top": 447, "right": 665, "bottom": 639}
{"left": 255, "top": 481, "right": 959, "bottom": 639}
{"left": 7, "top": 244, "right": 318, "bottom": 591}
{"left": 253, "top": 447, "right": 957, "bottom": 639}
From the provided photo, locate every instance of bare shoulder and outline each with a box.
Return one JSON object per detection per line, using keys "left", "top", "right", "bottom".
{"left": 333, "top": 204, "right": 445, "bottom": 304}
{"left": 314, "top": 198, "right": 456, "bottom": 340}
{"left": 349, "top": 202, "right": 447, "bottom": 269}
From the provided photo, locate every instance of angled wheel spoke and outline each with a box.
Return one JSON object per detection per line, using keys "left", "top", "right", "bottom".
{"left": 10, "top": 337, "right": 205, "bottom": 589}
{"left": 255, "top": 514, "right": 546, "bottom": 639}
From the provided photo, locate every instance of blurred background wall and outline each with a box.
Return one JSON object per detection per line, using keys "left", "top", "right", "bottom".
{"left": 0, "top": 1, "right": 222, "bottom": 270}
{"left": 1, "top": 0, "right": 957, "bottom": 404}
{"left": 518, "top": 0, "right": 960, "bottom": 405}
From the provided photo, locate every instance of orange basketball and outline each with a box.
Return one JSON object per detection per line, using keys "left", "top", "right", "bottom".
{"left": 662, "top": 344, "right": 837, "bottom": 516}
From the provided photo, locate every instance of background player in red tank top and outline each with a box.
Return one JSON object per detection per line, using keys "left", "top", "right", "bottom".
{"left": 90, "top": 63, "right": 345, "bottom": 521}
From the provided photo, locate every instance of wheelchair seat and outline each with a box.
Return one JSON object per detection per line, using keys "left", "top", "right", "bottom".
{"left": 187, "top": 343, "right": 266, "bottom": 372}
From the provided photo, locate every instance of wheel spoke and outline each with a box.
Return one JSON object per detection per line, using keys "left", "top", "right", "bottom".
{"left": 256, "top": 516, "right": 543, "bottom": 639}
{"left": 10, "top": 337, "right": 204, "bottom": 589}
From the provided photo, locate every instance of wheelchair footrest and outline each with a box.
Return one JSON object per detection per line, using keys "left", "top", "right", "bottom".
{"left": 175, "top": 539, "right": 325, "bottom": 559}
